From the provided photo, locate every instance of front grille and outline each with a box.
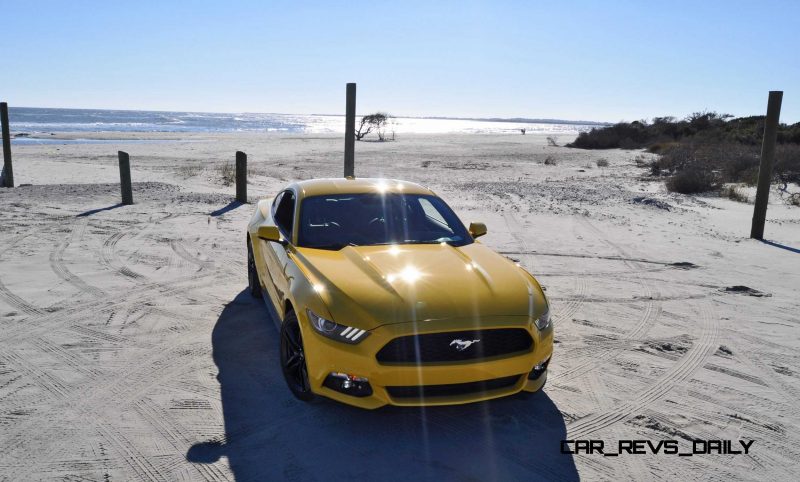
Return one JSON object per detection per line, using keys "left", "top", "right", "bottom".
{"left": 375, "top": 328, "right": 532, "bottom": 364}
{"left": 386, "top": 375, "right": 521, "bottom": 399}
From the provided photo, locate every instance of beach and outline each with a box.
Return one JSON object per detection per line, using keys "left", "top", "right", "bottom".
{"left": 1, "top": 131, "right": 799, "bottom": 480}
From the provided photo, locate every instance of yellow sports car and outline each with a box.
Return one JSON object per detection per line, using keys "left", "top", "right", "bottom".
{"left": 246, "top": 178, "right": 552, "bottom": 409}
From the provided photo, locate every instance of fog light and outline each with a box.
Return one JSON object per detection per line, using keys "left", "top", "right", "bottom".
{"left": 323, "top": 372, "right": 373, "bottom": 397}
{"left": 528, "top": 357, "right": 551, "bottom": 380}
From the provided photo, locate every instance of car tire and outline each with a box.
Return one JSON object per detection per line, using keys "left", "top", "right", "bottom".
{"left": 247, "top": 240, "right": 262, "bottom": 298}
{"left": 280, "top": 310, "right": 315, "bottom": 402}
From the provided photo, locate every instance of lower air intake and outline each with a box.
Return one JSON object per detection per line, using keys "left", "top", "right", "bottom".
{"left": 386, "top": 375, "right": 521, "bottom": 399}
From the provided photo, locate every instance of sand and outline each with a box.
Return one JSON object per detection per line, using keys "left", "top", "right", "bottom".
{"left": 1, "top": 132, "right": 799, "bottom": 481}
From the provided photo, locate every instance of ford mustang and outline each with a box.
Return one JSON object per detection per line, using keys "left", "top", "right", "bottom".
{"left": 246, "top": 178, "right": 552, "bottom": 409}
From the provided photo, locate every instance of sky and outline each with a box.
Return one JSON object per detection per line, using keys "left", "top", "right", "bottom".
{"left": 2, "top": 0, "right": 798, "bottom": 123}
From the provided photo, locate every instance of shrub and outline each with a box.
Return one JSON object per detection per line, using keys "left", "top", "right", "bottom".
{"left": 546, "top": 136, "right": 559, "bottom": 147}
{"left": 720, "top": 185, "right": 749, "bottom": 203}
{"left": 567, "top": 113, "right": 800, "bottom": 193}
{"left": 666, "top": 169, "right": 716, "bottom": 194}
{"left": 218, "top": 162, "right": 235, "bottom": 186}
{"left": 544, "top": 156, "right": 557, "bottom": 166}
{"left": 775, "top": 144, "right": 800, "bottom": 185}
{"left": 649, "top": 161, "right": 661, "bottom": 176}
{"left": 177, "top": 165, "right": 203, "bottom": 179}
{"left": 647, "top": 141, "right": 679, "bottom": 154}
{"left": 596, "top": 159, "right": 609, "bottom": 167}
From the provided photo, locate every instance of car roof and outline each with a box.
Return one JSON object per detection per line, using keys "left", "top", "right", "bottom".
{"left": 291, "top": 178, "right": 435, "bottom": 198}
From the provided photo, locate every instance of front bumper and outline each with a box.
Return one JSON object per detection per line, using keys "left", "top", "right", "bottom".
{"left": 299, "top": 313, "right": 554, "bottom": 409}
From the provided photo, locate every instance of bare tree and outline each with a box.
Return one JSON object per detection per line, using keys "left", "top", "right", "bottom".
{"left": 355, "top": 112, "right": 390, "bottom": 141}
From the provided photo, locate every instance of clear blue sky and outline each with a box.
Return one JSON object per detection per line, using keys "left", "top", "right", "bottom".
{"left": 2, "top": 0, "right": 798, "bottom": 122}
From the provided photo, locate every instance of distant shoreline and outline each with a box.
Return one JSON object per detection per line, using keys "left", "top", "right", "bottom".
{"left": 6, "top": 107, "right": 600, "bottom": 136}
{"left": 8, "top": 106, "right": 610, "bottom": 127}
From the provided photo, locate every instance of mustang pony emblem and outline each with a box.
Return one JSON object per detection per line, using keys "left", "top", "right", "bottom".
{"left": 450, "top": 339, "right": 481, "bottom": 351}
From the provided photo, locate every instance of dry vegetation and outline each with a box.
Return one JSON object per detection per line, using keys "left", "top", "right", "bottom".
{"left": 218, "top": 162, "right": 236, "bottom": 186}
{"left": 177, "top": 164, "right": 203, "bottom": 179}
{"left": 720, "top": 185, "right": 750, "bottom": 203}
{"left": 569, "top": 112, "right": 800, "bottom": 197}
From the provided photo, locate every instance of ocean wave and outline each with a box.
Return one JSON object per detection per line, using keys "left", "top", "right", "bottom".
{"left": 7, "top": 107, "right": 599, "bottom": 135}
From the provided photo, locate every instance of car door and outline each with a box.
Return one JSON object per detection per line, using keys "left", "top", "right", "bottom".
{"left": 263, "top": 189, "right": 295, "bottom": 316}
{"left": 253, "top": 192, "right": 284, "bottom": 310}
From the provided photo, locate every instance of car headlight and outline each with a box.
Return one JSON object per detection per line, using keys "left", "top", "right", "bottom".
{"left": 306, "top": 309, "right": 370, "bottom": 344}
{"left": 534, "top": 307, "right": 551, "bottom": 331}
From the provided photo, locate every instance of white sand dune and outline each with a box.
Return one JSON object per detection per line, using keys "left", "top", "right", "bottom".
{"left": 1, "top": 132, "right": 798, "bottom": 481}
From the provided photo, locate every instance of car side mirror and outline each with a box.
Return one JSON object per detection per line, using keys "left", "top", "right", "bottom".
{"left": 258, "top": 225, "right": 287, "bottom": 245}
{"left": 469, "top": 222, "right": 487, "bottom": 239}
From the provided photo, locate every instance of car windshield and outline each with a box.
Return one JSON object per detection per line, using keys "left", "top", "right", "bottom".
{"left": 298, "top": 193, "right": 473, "bottom": 250}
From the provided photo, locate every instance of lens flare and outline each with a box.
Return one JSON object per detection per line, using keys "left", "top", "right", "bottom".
{"left": 375, "top": 180, "right": 390, "bottom": 193}
{"left": 399, "top": 266, "right": 421, "bottom": 283}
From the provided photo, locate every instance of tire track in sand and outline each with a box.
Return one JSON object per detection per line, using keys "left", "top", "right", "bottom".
{"left": 97, "top": 213, "right": 179, "bottom": 281}
{"left": 170, "top": 239, "right": 214, "bottom": 271}
{"left": 101, "top": 232, "right": 144, "bottom": 280}
{"left": 552, "top": 217, "right": 663, "bottom": 381}
{"left": 502, "top": 211, "right": 587, "bottom": 325}
{"left": 0, "top": 232, "right": 46, "bottom": 317}
{"left": 567, "top": 304, "right": 718, "bottom": 437}
{"left": 49, "top": 218, "right": 105, "bottom": 297}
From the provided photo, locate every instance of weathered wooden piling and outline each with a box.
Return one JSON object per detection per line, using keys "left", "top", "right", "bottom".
{"left": 750, "top": 91, "right": 783, "bottom": 240}
{"left": 344, "top": 83, "right": 356, "bottom": 178}
{"left": 1, "top": 102, "right": 13, "bottom": 188}
{"left": 118, "top": 151, "right": 133, "bottom": 205}
{"left": 236, "top": 151, "right": 247, "bottom": 203}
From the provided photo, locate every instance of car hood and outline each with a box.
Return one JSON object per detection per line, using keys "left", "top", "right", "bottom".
{"left": 294, "top": 242, "right": 546, "bottom": 329}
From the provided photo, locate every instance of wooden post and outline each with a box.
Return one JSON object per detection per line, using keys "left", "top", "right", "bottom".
{"left": 1, "top": 102, "right": 13, "bottom": 188}
{"left": 235, "top": 151, "right": 247, "bottom": 203}
{"left": 750, "top": 91, "right": 783, "bottom": 240}
{"left": 118, "top": 151, "right": 133, "bottom": 205}
{"left": 344, "top": 83, "right": 356, "bottom": 178}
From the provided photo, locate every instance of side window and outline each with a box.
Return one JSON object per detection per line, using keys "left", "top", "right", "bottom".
{"left": 274, "top": 191, "right": 296, "bottom": 238}
{"left": 418, "top": 198, "right": 450, "bottom": 230}
{"left": 272, "top": 192, "right": 284, "bottom": 215}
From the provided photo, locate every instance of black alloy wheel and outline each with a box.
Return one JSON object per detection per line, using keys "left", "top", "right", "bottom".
{"left": 280, "top": 311, "right": 314, "bottom": 401}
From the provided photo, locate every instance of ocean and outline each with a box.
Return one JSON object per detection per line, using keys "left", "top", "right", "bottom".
{"left": 7, "top": 107, "right": 602, "bottom": 137}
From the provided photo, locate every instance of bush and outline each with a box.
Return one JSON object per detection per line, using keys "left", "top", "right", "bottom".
{"left": 775, "top": 144, "right": 800, "bottom": 185}
{"left": 218, "top": 163, "right": 235, "bottom": 186}
{"left": 666, "top": 169, "right": 716, "bottom": 194}
{"left": 569, "top": 121, "right": 652, "bottom": 149}
{"left": 177, "top": 165, "right": 203, "bottom": 179}
{"left": 568, "top": 112, "right": 800, "bottom": 193}
{"left": 544, "top": 156, "right": 557, "bottom": 166}
{"left": 720, "top": 185, "right": 749, "bottom": 203}
{"left": 596, "top": 159, "right": 609, "bottom": 167}
{"left": 647, "top": 141, "right": 679, "bottom": 154}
